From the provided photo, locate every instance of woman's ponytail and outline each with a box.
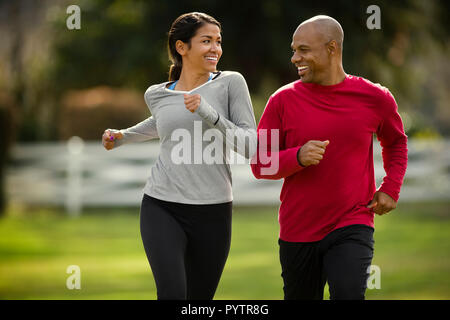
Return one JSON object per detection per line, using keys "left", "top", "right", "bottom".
{"left": 168, "top": 63, "right": 182, "bottom": 82}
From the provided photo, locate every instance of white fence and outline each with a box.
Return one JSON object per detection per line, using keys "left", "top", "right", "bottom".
{"left": 5, "top": 138, "right": 450, "bottom": 214}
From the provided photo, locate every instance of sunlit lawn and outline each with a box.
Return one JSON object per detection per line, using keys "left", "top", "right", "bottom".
{"left": 0, "top": 202, "right": 448, "bottom": 300}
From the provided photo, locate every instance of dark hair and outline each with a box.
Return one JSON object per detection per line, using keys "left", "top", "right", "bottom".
{"left": 167, "top": 12, "right": 221, "bottom": 81}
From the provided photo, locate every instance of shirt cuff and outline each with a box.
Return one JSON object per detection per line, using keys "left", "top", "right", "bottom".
{"left": 281, "top": 145, "right": 305, "bottom": 175}
{"left": 296, "top": 146, "right": 306, "bottom": 167}
{"left": 195, "top": 98, "right": 219, "bottom": 126}
{"left": 378, "top": 186, "right": 400, "bottom": 202}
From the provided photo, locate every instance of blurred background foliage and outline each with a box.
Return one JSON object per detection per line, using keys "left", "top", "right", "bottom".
{"left": 0, "top": 0, "right": 449, "bottom": 299}
{"left": 0, "top": 0, "right": 449, "bottom": 213}
{"left": 0, "top": 0, "right": 449, "bottom": 143}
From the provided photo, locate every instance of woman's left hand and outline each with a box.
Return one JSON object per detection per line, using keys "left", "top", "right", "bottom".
{"left": 184, "top": 94, "right": 201, "bottom": 113}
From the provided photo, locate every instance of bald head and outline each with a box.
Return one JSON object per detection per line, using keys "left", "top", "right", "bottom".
{"left": 290, "top": 15, "right": 346, "bottom": 85}
{"left": 297, "top": 15, "right": 344, "bottom": 52}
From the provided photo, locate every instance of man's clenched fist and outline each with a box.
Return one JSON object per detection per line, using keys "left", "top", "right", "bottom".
{"left": 297, "top": 140, "right": 330, "bottom": 167}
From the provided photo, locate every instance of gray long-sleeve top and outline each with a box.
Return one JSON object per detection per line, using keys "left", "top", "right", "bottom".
{"left": 110, "top": 71, "right": 257, "bottom": 204}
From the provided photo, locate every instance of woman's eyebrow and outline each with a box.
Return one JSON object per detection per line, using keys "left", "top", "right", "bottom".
{"left": 199, "top": 35, "right": 221, "bottom": 40}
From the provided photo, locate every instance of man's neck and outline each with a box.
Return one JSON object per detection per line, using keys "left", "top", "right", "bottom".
{"left": 317, "top": 64, "right": 346, "bottom": 86}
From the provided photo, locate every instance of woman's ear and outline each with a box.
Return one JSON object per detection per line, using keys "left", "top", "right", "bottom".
{"left": 176, "top": 40, "right": 187, "bottom": 56}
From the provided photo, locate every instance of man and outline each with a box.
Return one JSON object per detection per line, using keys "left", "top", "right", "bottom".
{"left": 251, "top": 15, "right": 408, "bottom": 300}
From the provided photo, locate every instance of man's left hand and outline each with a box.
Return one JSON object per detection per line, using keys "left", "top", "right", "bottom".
{"left": 366, "top": 191, "right": 397, "bottom": 215}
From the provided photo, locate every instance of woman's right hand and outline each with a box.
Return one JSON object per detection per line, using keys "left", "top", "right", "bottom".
{"left": 102, "top": 129, "right": 123, "bottom": 150}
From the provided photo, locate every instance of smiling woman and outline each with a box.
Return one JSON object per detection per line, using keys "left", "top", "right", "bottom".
{"left": 169, "top": 21, "right": 222, "bottom": 92}
{"left": 167, "top": 12, "right": 222, "bottom": 85}
{"left": 101, "top": 12, "right": 257, "bottom": 300}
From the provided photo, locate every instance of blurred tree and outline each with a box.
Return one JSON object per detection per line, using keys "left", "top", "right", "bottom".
{"left": 1, "top": 0, "right": 449, "bottom": 140}
{"left": 44, "top": 0, "right": 449, "bottom": 135}
{"left": 0, "top": 0, "right": 24, "bottom": 215}
{"left": 0, "top": 95, "right": 15, "bottom": 216}
{"left": 0, "top": 0, "right": 448, "bottom": 213}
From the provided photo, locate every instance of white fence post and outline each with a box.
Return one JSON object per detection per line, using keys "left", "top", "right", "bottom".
{"left": 66, "top": 136, "right": 84, "bottom": 216}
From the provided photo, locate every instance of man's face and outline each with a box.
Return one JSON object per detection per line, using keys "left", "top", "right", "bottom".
{"left": 291, "top": 24, "right": 332, "bottom": 84}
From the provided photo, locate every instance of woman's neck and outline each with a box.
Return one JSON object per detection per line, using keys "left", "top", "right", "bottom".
{"left": 176, "top": 68, "right": 211, "bottom": 91}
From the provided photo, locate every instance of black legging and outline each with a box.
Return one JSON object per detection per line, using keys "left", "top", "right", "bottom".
{"left": 139, "top": 194, "right": 232, "bottom": 300}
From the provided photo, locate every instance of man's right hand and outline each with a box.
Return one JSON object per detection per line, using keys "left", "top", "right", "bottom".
{"left": 102, "top": 130, "right": 123, "bottom": 150}
{"left": 297, "top": 140, "right": 330, "bottom": 167}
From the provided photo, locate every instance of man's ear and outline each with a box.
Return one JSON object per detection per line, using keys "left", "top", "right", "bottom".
{"left": 327, "top": 40, "right": 338, "bottom": 55}
{"left": 176, "top": 40, "right": 187, "bottom": 56}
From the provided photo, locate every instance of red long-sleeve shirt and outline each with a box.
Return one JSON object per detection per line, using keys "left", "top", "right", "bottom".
{"left": 251, "top": 75, "right": 408, "bottom": 242}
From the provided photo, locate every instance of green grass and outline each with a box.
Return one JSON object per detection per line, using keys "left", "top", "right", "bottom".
{"left": 0, "top": 202, "right": 449, "bottom": 300}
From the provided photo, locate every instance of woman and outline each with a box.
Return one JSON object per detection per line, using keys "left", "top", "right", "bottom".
{"left": 102, "top": 12, "right": 256, "bottom": 300}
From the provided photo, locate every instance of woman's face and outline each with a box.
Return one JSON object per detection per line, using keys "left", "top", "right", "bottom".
{"left": 179, "top": 23, "right": 222, "bottom": 73}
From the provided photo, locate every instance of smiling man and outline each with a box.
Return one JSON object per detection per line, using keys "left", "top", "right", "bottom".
{"left": 251, "top": 15, "right": 408, "bottom": 300}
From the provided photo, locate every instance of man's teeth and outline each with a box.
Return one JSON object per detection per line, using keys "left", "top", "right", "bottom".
{"left": 298, "top": 66, "right": 308, "bottom": 71}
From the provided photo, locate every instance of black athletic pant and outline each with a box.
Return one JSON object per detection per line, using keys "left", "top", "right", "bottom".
{"left": 279, "top": 224, "right": 374, "bottom": 300}
{"left": 140, "top": 194, "right": 232, "bottom": 300}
